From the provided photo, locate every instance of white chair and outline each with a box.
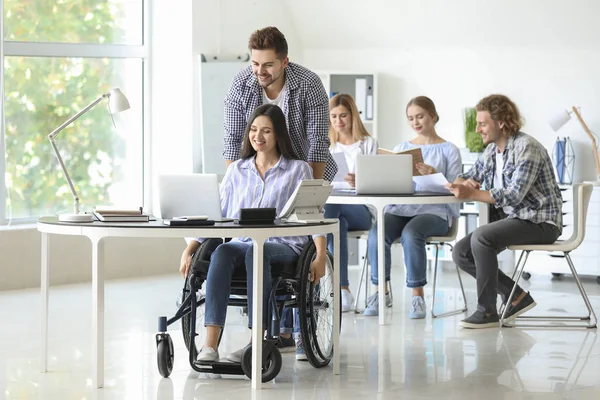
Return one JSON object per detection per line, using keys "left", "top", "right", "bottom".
{"left": 501, "top": 183, "right": 597, "bottom": 328}
{"left": 428, "top": 217, "right": 467, "bottom": 318}
{"left": 351, "top": 217, "right": 465, "bottom": 317}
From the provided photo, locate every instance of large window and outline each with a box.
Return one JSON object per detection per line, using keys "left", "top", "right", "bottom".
{"left": 1, "top": 0, "right": 147, "bottom": 223}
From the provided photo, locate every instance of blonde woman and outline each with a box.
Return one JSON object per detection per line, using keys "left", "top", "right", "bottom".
{"left": 324, "top": 93, "right": 378, "bottom": 312}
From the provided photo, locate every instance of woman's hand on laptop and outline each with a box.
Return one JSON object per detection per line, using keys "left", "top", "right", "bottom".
{"left": 344, "top": 173, "right": 356, "bottom": 188}
{"left": 415, "top": 163, "right": 437, "bottom": 175}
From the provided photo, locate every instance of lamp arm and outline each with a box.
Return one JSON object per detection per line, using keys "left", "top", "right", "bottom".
{"left": 48, "top": 94, "right": 108, "bottom": 140}
{"left": 572, "top": 106, "right": 600, "bottom": 178}
{"left": 47, "top": 93, "right": 109, "bottom": 214}
{"left": 49, "top": 137, "right": 81, "bottom": 214}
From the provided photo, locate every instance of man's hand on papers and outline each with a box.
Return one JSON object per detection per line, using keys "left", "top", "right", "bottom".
{"left": 415, "top": 163, "right": 437, "bottom": 176}
{"left": 344, "top": 173, "right": 356, "bottom": 188}
{"left": 446, "top": 183, "right": 475, "bottom": 199}
{"left": 462, "top": 178, "right": 482, "bottom": 190}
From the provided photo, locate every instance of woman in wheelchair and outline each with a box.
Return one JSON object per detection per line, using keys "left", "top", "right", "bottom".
{"left": 179, "top": 104, "right": 328, "bottom": 363}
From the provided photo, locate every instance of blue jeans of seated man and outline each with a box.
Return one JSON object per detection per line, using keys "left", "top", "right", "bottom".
{"left": 203, "top": 241, "right": 295, "bottom": 334}
{"left": 246, "top": 243, "right": 299, "bottom": 330}
{"left": 367, "top": 213, "right": 449, "bottom": 288}
{"left": 324, "top": 204, "right": 372, "bottom": 287}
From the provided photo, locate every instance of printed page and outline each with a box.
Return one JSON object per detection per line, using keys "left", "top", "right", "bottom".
{"left": 412, "top": 173, "right": 450, "bottom": 193}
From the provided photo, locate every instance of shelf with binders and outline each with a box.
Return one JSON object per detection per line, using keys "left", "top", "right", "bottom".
{"left": 316, "top": 71, "right": 378, "bottom": 139}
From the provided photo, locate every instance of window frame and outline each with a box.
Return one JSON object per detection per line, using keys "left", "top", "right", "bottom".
{"left": 0, "top": 0, "right": 150, "bottom": 225}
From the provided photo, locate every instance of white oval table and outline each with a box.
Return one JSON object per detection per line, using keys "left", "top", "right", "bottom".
{"left": 37, "top": 217, "right": 340, "bottom": 390}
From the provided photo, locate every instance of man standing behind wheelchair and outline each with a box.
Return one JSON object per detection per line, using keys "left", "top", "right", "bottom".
{"left": 179, "top": 104, "right": 328, "bottom": 362}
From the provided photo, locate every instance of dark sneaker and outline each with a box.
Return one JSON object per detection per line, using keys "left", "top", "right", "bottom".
{"left": 459, "top": 310, "right": 500, "bottom": 329}
{"left": 276, "top": 335, "right": 296, "bottom": 353}
{"left": 503, "top": 292, "right": 537, "bottom": 321}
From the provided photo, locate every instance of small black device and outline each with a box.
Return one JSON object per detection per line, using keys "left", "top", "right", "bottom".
{"left": 237, "top": 208, "right": 276, "bottom": 225}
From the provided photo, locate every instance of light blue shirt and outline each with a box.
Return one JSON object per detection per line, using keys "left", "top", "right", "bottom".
{"left": 197, "top": 155, "right": 313, "bottom": 254}
{"left": 386, "top": 141, "right": 462, "bottom": 223}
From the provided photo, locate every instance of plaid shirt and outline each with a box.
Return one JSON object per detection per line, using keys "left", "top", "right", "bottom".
{"left": 223, "top": 62, "right": 337, "bottom": 181}
{"left": 459, "top": 132, "right": 563, "bottom": 229}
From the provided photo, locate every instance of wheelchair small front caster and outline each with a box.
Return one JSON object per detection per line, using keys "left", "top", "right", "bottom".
{"left": 240, "top": 343, "right": 282, "bottom": 383}
{"left": 522, "top": 272, "right": 531, "bottom": 280}
{"left": 156, "top": 333, "right": 174, "bottom": 378}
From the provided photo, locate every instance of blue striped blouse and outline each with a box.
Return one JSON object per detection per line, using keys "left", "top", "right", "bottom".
{"left": 197, "top": 155, "right": 314, "bottom": 254}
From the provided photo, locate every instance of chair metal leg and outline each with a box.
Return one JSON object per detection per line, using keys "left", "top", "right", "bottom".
{"left": 431, "top": 243, "right": 468, "bottom": 318}
{"left": 499, "top": 250, "right": 527, "bottom": 317}
{"left": 500, "top": 251, "right": 531, "bottom": 326}
{"left": 354, "top": 250, "right": 369, "bottom": 313}
{"left": 501, "top": 251, "right": 597, "bottom": 328}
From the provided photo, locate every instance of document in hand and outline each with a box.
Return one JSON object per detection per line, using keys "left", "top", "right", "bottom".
{"left": 377, "top": 148, "right": 424, "bottom": 175}
{"left": 412, "top": 173, "right": 450, "bottom": 193}
{"left": 331, "top": 152, "right": 351, "bottom": 189}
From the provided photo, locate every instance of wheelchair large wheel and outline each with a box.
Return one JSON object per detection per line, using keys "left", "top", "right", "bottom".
{"left": 240, "top": 344, "right": 282, "bottom": 383}
{"left": 299, "top": 246, "right": 336, "bottom": 368}
{"left": 181, "top": 239, "right": 223, "bottom": 359}
{"left": 181, "top": 276, "right": 206, "bottom": 359}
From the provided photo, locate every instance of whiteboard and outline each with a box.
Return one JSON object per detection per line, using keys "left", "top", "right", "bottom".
{"left": 196, "top": 59, "right": 247, "bottom": 176}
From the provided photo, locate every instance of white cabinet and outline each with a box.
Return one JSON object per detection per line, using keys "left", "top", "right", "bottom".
{"left": 316, "top": 71, "right": 378, "bottom": 139}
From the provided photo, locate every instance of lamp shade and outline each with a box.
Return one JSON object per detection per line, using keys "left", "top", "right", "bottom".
{"left": 108, "top": 88, "right": 131, "bottom": 113}
{"left": 548, "top": 109, "right": 572, "bottom": 132}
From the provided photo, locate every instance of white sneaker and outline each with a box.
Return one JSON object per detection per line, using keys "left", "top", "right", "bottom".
{"left": 363, "top": 292, "right": 393, "bottom": 316}
{"left": 227, "top": 347, "right": 245, "bottom": 363}
{"left": 197, "top": 346, "right": 219, "bottom": 362}
{"left": 341, "top": 289, "right": 354, "bottom": 313}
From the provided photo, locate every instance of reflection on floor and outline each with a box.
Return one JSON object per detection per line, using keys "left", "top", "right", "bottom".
{"left": 1, "top": 264, "right": 600, "bottom": 399}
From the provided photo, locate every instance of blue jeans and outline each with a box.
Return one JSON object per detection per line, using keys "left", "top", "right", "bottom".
{"left": 324, "top": 204, "right": 372, "bottom": 287}
{"left": 246, "top": 243, "right": 299, "bottom": 330}
{"left": 203, "top": 241, "right": 297, "bottom": 333}
{"left": 367, "top": 213, "right": 449, "bottom": 288}
{"left": 204, "top": 242, "right": 248, "bottom": 327}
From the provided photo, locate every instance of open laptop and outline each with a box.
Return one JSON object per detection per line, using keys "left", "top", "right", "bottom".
{"left": 158, "top": 174, "right": 232, "bottom": 222}
{"left": 354, "top": 155, "right": 415, "bottom": 194}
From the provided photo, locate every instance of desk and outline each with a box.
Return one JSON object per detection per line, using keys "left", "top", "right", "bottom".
{"left": 37, "top": 217, "right": 340, "bottom": 390}
{"left": 326, "top": 191, "right": 469, "bottom": 325}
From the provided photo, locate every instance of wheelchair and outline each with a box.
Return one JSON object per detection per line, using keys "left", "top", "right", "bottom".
{"left": 156, "top": 238, "right": 337, "bottom": 382}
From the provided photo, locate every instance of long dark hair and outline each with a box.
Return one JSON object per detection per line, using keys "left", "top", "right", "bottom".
{"left": 241, "top": 104, "right": 298, "bottom": 160}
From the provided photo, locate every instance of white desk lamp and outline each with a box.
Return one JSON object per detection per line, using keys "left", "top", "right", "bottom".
{"left": 549, "top": 106, "right": 600, "bottom": 185}
{"left": 48, "top": 88, "right": 131, "bottom": 222}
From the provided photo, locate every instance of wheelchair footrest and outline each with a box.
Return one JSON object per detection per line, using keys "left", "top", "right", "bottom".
{"left": 191, "top": 360, "right": 245, "bottom": 376}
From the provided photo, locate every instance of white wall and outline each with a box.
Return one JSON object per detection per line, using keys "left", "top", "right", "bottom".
{"left": 296, "top": 0, "right": 600, "bottom": 182}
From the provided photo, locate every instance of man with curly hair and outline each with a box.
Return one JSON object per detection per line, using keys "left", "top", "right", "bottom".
{"left": 447, "top": 94, "right": 563, "bottom": 328}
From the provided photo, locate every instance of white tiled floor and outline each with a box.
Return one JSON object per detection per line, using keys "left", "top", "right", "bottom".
{"left": 2, "top": 265, "right": 600, "bottom": 399}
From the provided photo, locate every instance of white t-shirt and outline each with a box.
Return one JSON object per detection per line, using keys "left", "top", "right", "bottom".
{"left": 330, "top": 136, "right": 378, "bottom": 174}
{"left": 494, "top": 151, "right": 514, "bottom": 215}
{"left": 262, "top": 82, "right": 286, "bottom": 108}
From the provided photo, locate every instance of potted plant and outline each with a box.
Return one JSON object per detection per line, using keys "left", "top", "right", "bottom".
{"left": 464, "top": 107, "right": 485, "bottom": 153}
